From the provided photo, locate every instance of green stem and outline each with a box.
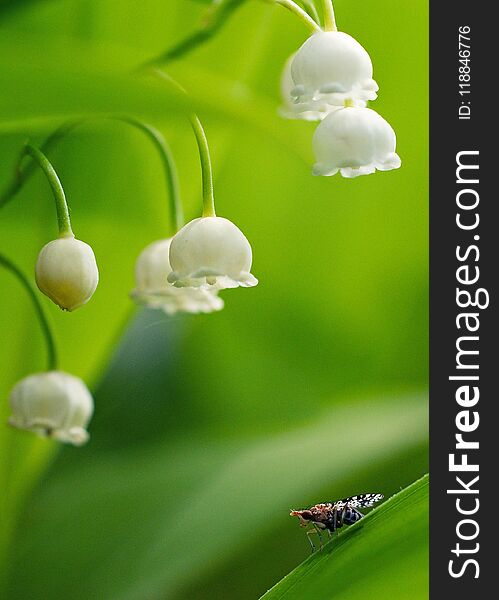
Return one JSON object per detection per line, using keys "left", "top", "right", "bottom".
{"left": 301, "top": 0, "right": 320, "bottom": 25}
{"left": 155, "top": 71, "right": 216, "bottom": 218}
{"left": 0, "top": 253, "right": 58, "bottom": 371}
{"left": 189, "top": 114, "right": 216, "bottom": 218}
{"left": 142, "top": 0, "right": 246, "bottom": 67}
{"left": 142, "top": 0, "right": 320, "bottom": 68}
{"left": 0, "top": 121, "right": 81, "bottom": 209}
{"left": 23, "top": 144, "right": 73, "bottom": 238}
{"left": 116, "top": 117, "right": 184, "bottom": 233}
{"left": 1, "top": 118, "right": 183, "bottom": 235}
{"left": 271, "top": 0, "right": 321, "bottom": 32}
{"left": 320, "top": 0, "right": 337, "bottom": 31}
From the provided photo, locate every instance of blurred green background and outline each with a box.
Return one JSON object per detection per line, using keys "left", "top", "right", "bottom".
{"left": 0, "top": 1, "right": 428, "bottom": 598}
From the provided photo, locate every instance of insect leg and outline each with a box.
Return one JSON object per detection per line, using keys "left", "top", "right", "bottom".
{"left": 312, "top": 523, "right": 324, "bottom": 550}
{"left": 306, "top": 528, "right": 317, "bottom": 553}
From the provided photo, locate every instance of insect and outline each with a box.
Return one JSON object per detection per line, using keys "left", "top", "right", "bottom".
{"left": 290, "top": 493, "right": 384, "bottom": 551}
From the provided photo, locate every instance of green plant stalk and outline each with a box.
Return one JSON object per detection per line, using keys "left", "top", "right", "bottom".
{"left": 300, "top": 0, "right": 320, "bottom": 25}
{"left": 189, "top": 114, "right": 216, "bottom": 217}
{"left": 0, "top": 121, "right": 81, "bottom": 209}
{"left": 271, "top": 0, "right": 321, "bottom": 31}
{"left": 145, "top": 0, "right": 320, "bottom": 67}
{"left": 155, "top": 71, "right": 216, "bottom": 218}
{"left": 115, "top": 117, "right": 184, "bottom": 232}
{"left": 0, "top": 253, "right": 58, "bottom": 371}
{"left": 320, "top": 0, "right": 337, "bottom": 31}
{"left": 23, "top": 144, "right": 73, "bottom": 237}
{"left": 0, "top": 118, "right": 184, "bottom": 235}
{"left": 143, "top": 0, "right": 246, "bottom": 66}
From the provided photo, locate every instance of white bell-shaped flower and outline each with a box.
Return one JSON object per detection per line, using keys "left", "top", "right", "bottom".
{"left": 35, "top": 236, "right": 99, "bottom": 311}
{"left": 290, "top": 31, "right": 378, "bottom": 111}
{"left": 312, "top": 106, "right": 401, "bottom": 178}
{"left": 281, "top": 53, "right": 365, "bottom": 121}
{"left": 130, "top": 238, "right": 224, "bottom": 314}
{"left": 279, "top": 54, "right": 332, "bottom": 121}
{"left": 8, "top": 371, "right": 94, "bottom": 445}
{"left": 168, "top": 217, "right": 258, "bottom": 290}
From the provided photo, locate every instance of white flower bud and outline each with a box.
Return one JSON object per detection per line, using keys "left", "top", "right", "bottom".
{"left": 312, "top": 107, "right": 401, "bottom": 178}
{"left": 168, "top": 217, "right": 258, "bottom": 290}
{"left": 290, "top": 31, "right": 378, "bottom": 111}
{"left": 281, "top": 53, "right": 365, "bottom": 121}
{"left": 35, "top": 236, "right": 99, "bottom": 311}
{"left": 130, "top": 238, "right": 224, "bottom": 314}
{"left": 8, "top": 371, "right": 94, "bottom": 446}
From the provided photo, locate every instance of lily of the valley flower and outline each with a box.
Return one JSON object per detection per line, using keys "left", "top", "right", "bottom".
{"left": 168, "top": 217, "right": 258, "bottom": 290}
{"left": 35, "top": 236, "right": 99, "bottom": 311}
{"left": 280, "top": 54, "right": 334, "bottom": 121}
{"left": 290, "top": 31, "right": 377, "bottom": 112}
{"left": 281, "top": 54, "right": 365, "bottom": 122}
{"left": 8, "top": 371, "right": 94, "bottom": 445}
{"left": 131, "top": 238, "right": 224, "bottom": 314}
{"left": 312, "top": 106, "right": 401, "bottom": 178}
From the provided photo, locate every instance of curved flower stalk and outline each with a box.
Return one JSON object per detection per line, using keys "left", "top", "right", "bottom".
{"left": 144, "top": 0, "right": 321, "bottom": 68}
{"left": 0, "top": 253, "right": 57, "bottom": 371}
{"left": 8, "top": 371, "right": 93, "bottom": 446}
{"left": 131, "top": 238, "right": 224, "bottom": 314}
{"left": 21, "top": 144, "right": 99, "bottom": 311}
{"left": 312, "top": 106, "right": 401, "bottom": 178}
{"left": 0, "top": 118, "right": 184, "bottom": 232}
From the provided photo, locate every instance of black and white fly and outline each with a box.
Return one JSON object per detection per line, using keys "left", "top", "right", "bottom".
{"left": 290, "top": 493, "right": 384, "bottom": 551}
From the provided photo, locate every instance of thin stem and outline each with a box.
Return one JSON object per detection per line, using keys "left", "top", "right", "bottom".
{"left": 0, "top": 253, "right": 58, "bottom": 371}
{"left": 320, "top": 0, "right": 337, "bottom": 31}
{"left": 0, "top": 121, "right": 81, "bottom": 209}
{"left": 189, "top": 115, "right": 216, "bottom": 217}
{"left": 142, "top": 0, "right": 245, "bottom": 67}
{"left": 23, "top": 144, "right": 73, "bottom": 237}
{"left": 142, "top": 0, "right": 320, "bottom": 68}
{"left": 1, "top": 118, "right": 183, "bottom": 234}
{"left": 116, "top": 117, "right": 184, "bottom": 233}
{"left": 272, "top": 0, "right": 322, "bottom": 32}
{"left": 155, "top": 71, "right": 216, "bottom": 218}
{"left": 301, "top": 0, "right": 320, "bottom": 25}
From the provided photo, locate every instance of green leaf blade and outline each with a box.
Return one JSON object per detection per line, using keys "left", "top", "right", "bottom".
{"left": 261, "top": 475, "right": 429, "bottom": 600}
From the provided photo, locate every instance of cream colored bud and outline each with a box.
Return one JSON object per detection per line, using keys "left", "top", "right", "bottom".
{"left": 35, "top": 236, "right": 99, "bottom": 311}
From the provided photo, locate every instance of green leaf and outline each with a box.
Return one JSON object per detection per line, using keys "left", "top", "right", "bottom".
{"left": 260, "top": 475, "right": 429, "bottom": 600}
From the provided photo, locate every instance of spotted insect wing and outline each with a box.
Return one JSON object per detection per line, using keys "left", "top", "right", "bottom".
{"left": 337, "top": 493, "right": 384, "bottom": 508}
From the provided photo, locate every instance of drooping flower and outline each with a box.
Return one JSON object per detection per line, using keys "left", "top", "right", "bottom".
{"left": 8, "top": 371, "right": 94, "bottom": 445}
{"left": 312, "top": 106, "right": 401, "bottom": 178}
{"left": 281, "top": 54, "right": 366, "bottom": 121}
{"left": 130, "top": 238, "right": 224, "bottom": 314}
{"left": 168, "top": 217, "right": 258, "bottom": 290}
{"left": 290, "top": 31, "right": 377, "bottom": 112}
{"left": 279, "top": 54, "right": 334, "bottom": 121}
{"left": 35, "top": 236, "right": 99, "bottom": 311}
